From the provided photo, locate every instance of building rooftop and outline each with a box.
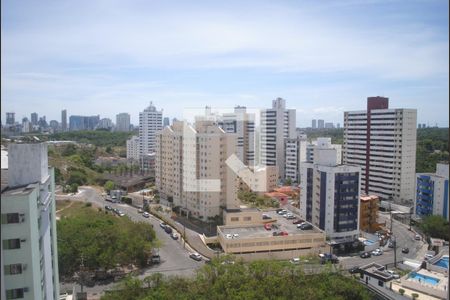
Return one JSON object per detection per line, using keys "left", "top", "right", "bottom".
{"left": 360, "top": 194, "right": 379, "bottom": 202}
{"left": 2, "top": 182, "right": 37, "bottom": 196}
{"left": 360, "top": 263, "right": 393, "bottom": 281}
{"left": 220, "top": 210, "right": 322, "bottom": 239}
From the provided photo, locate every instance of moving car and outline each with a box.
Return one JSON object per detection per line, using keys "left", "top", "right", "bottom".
{"left": 190, "top": 253, "right": 202, "bottom": 261}
{"left": 360, "top": 252, "right": 371, "bottom": 258}
{"left": 401, "top": 247, "right": 409, "bottom": 254}
{"left": 371, "top": 248, "right": 383, "bottom": 256}
{"left": 164, "top": 226, "right": 173, "bottom": 234}
{"left": 142, "top": 212, "right": 150, "bottom": 218}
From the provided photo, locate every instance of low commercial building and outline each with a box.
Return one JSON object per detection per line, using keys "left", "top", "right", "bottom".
{"left": 359, "top": 263, "right": 394, "bottom": 289}
{"left": 360, "top": 195, "right": 381, "bottom": 233}
{"left": 218, "top": 209, "right": 326, "bottom": 258}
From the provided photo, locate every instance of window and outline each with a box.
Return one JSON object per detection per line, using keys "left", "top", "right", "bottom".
{"left": 243, "top": 216, "right": 251, "bottom": 221}
{"left": 378, "top": 280, "right": 383, "bottom": 287}
{"left": 6, "top": 288, "right": 24, "bottom": 299}
{"left": 1, "top": 213, "right": 20, "bottom": 224}
{"left": 230, "top": 217, "right": 239, "bottom": 222}
{"left": 4, "top": 264, "right": 23, "bottom": 275}
{"left": 3, "top": 239, "right": 21, "bottom": 250}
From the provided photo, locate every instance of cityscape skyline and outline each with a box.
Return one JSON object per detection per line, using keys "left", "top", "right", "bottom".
{"left": 2, "top": 0, "right": 449, "bottom": 127}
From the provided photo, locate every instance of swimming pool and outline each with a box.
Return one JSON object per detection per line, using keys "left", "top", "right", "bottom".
{"left": 433, "top": 256, "right": 449, "bottom": 269}
{"left": 363, "top": 240, "right": 375, "bottom": 246}
{"left": 408, "top": 272, "right": 440, "bottom": 285}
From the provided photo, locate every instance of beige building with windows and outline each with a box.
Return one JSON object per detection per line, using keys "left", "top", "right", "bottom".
{"left": 155, "top": 120, "right": 238, "bottom": 220}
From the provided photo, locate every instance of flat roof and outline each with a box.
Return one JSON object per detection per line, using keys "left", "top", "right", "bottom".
{"left": 220, "top": 209, "right": 322, "bottom": 239}
{"left": 2, "top": 183, "right": 37, "bottom": 196}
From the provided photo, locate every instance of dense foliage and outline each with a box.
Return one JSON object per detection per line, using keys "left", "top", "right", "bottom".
{"left": 420, "top": 215, "right": 449, "bottom": 241}
{"left": 103, "top": 259, "right": 370, "bottom": 300}
{"left": 238, "top": 191, "right": 280, "bottom": 208}
{"left": 57, "top": 204, "right": 157, "bottom": 278}
{"left": 416, "top": 128, "right": 449, "bottom": 173}
{"left": 304, "top": 128, "right": 344, "bottom": 145}
{"left": 49, "top": 130, "right": 135, "bottom": 147}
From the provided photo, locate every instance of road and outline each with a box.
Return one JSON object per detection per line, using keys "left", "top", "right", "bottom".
{"left": 339, "top": 212, "right": 427, "bottom": 269}
{"left": 56, "top": 186, "right": 204, "bottom": 297}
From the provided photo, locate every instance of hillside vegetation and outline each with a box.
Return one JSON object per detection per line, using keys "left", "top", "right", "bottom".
{"left": 103, "top": 259, "right": 370, "bottom": 300}
{"left": 57, "top": 202, "right": 158, "bottom": 278}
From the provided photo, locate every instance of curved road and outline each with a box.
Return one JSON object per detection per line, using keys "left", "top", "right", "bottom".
{"left": 56, "top": 186, "right": 204, "bottom": 297}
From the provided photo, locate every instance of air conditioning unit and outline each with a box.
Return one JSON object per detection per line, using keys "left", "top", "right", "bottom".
{"left": 20, "top": 239, "right": 26, "bottom": 243}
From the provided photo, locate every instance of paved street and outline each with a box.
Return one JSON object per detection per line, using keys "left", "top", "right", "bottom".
{"left": 56, "top": 186, "right": 204, "bottom": 297}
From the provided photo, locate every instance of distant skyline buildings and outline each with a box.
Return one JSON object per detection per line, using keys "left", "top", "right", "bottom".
{"left": 116, "top": 113, "right": 131, "bottom": 132}
{"left": 61, "top": 109, "right": 67, "bottom": 132}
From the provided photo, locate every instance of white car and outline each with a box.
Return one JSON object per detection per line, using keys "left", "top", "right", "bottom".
{"left": 142, "top": 212, "right": 150, "bottom": 218}
{"left": 225, "top": 234, "right": 232, "bottom": 239}
{"left": 371, "top": 248, "right": 383, "bottom": 256}
{"left": 232, "top": 233, "right": 239, "bottom": 238}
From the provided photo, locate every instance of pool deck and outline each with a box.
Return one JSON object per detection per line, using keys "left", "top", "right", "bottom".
{"left": 393, "top": 268, "right": 448, "bottom": 300}
{"left": 409, "top": 269, "right": 448, "bottom": 291}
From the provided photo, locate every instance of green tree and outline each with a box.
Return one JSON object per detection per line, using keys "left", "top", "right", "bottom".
{"left": 420, "top": 215, "right": 449, "bottom": 240}
{"left": 285, "top": 177, "right": 292, "bottom": 186}
{"left": 104, "top": 181, "right": 115, "bottom": 193}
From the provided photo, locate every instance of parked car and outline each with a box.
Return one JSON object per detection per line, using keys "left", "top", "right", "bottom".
{"left": 401, "top": 247, "right": 409, "bottom": 254}
{"left": 280, "top": 231, "right": 288, "bottom": 236}
{"left": 159, "top": 222, "right": 167, "bottom": 229}
{"left": 290, "top": 258, "right": 300, "bottom": 264}
{"left": 348, "top": 266, "right": 361, "bottom": 274}
{"left": 117, "top": 211, "right": 125, "bottom": 217}
{"left": 138, "top": 208, "right": 144, "bottom": 213}
{"left": 272, "top": 231, "right": 280, "bottom": 236}
{"left": 190, "top": 253, "right": 202, "bottom": 261}
{"left": 299, "top": 223, "right": 313, "bottom": 230}
{"left": 104, "top": 205, "right": 112, "bottom": 211}
{"left": 293, "top": 219, "right": 304, "bottom": 224}
{"left": 164, "top": 226, "right": 173, "bottom": 234}
{"left": 371, "top": 248, "right": 383, "bottom": 256}
{"left": 142, "top": 212, "right": 150, "bottom": 218}
{"left": 171, "top": 233, "right": 178, "bottom": 240}
{"left": 388, "top": 241, "right": 394, "bottom": 248}
{"left": 415, "top": 234, "right": 421, "bottom": 241}
{"left": 360, "top": 252, "right": 371, "bottom": 258}
{"left": 262, "top": 214, "right": 271, "bottom": 220}
{"left": 277, "top": 209, "right": 287, "bottom": 215}
{"left": 225, "top": 234, "right": 232, "bottom": 239}
{"left": 286, "top": 214, "right": 296, "bottom": 220}
{"left": 232, "top": 233, "right": 239, "bottom": 238}
{"left": 264, "top": 223, "right": 272, "bottom": 230}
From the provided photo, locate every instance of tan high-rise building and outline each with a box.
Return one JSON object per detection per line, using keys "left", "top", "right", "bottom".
{"left": 343, "top": 97, "right": 417, "bottom": 202}
{"left": 155, "top": 120, "right": 238, "bottom": 220}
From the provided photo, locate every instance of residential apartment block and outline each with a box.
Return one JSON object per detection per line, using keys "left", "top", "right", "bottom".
{"left": 284, "top": 133, "right": 307, "bottom": 183}
{"left": 1, "top": 143, "right": 59, "bottom": 300}
{"left": 155, "top": 121, "right": 238, "bottom": 220}
{"left": 139, "top": 102, "right": 163, "bottom": 156}
{"left": 126, "top": 136, "right": 140, "bottom": 161}
{"left": 300, "top": 139, "right": 361, "bottom": 244}
{"left": 415, "top": 163, "right": 449, "bottom": 220}
{"left": 116, "top": 113, "right": 130, "bottom": 132}
{"left": 359, "top": 194, "right": 380, "bottom": 233}
{"left": 343, "top": 97, "right": 417, "bottom": 203}
{"left": 69, "top": 115, "right": 100, "bottom": 131}
{"left": 260, "top": 98, "right": 296, "bottom": 179}
{"left": 306, "top": 138, "right": 342, "bottom": 165}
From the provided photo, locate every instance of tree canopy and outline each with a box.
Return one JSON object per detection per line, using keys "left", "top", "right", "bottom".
{"left": 49, "top": 130, "right": 135, "bottom": 147}
{"left": 57, "top": 204, "right": 158, "bottom": 278}
{"left": 420, "top": 215, "right": 449, "bottom": 241}
{"left": 103, "top": 258, "right": 370, "bottom": 300}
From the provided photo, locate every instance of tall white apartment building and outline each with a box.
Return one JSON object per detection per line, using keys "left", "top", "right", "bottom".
{"left": 116, "top": 113, "right": 131, "bottom": 132}
{"left": 260, "top": 98, "right": 296, "bottom": 179}
{"left": 284, "top": 133, "right": 307, "bottom": 183}
{"left": 126, "top": 136, "right": 140, "bottom": 161}
{"left": 300, "top": 140, "right": 361, "bottom": 243}
{"left": 1, "top": 143, "right": 59, "bottom": 300}
{"left": 139, "top": 102, "right": 163, "bottom": 156}
{"left": 155, "top": 120, "right": 238, "bottom": 220}
{"left": 343, "top": 97, "right": 417, "bottom": 202}
{"left": 306, "top": 138, "right": 342, "bottom": 164}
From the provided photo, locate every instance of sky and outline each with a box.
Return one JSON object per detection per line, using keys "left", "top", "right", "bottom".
{"left": 1, "top": 0, "right": 449, "bottom": 128}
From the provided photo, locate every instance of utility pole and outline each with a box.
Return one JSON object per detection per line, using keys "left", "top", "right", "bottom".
{"left": 393, "top": 236, "right": 397, "bottom": 268}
